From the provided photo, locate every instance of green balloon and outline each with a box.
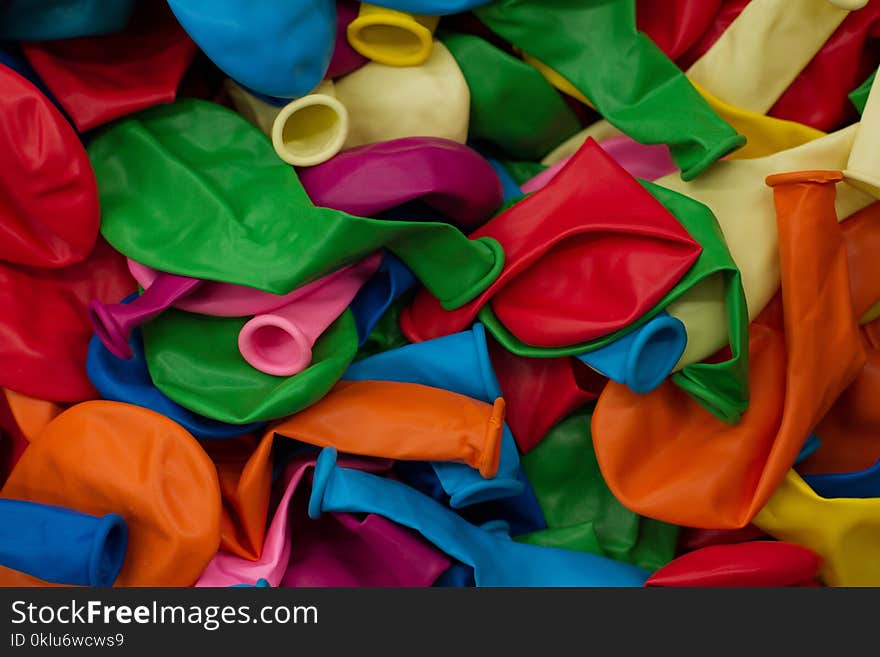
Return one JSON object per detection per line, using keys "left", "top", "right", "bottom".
{"left": 479, "top": 179, "right": 750, "bottom": 424}
{"left": 850, "top": 70, "right": 873, "bottom": 116}
{"left": 88, "top": 99, "right": 503, "bottom": 310}
{"left": 519, "top": 410, "right": 679, "bottom": 572}
{"left": 354, "top": 294, "right": 413, "bottom": 362}
{"left": 474, "top": 0, "right": 745, "bottom": 180}
{"left": 442, "top": 31, "right": 582, "bottom": 161}
{"left": 494, "top": 159, "right": 549, "bottom": 186}
{"left": 142, "top": 308, "right": 358, "bottom": 424}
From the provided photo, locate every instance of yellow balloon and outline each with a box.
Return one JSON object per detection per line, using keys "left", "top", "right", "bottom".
{"left": 347, "top": 3, "right": 439, "bottom": 67}
{"left": 271, "top": 80, "right": 350, "bottom": 167}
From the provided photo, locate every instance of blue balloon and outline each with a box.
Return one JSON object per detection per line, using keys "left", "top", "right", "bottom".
{"left": 309, "top": 448, "right": 649, "bottom": 587}
{"left": 577, "top": 311, "right": 687, "bottom": 394}
{"left": 345, "top": 323, "right": 524, "bottom": 507}
{"left": 795, "top": 433, "right": 821, "bottom": 465}
{"left": 167, "top": 0, "right": 336, "bottom": 98}
{"left": 486, "top": 158, "right": 525, "bottom": 203}
{"left": 0, "top": 0, "right": 136, "bottom": 41}
{"left": 804, "top": 457, "right": 880, "bottom": 499}
{"left": 0, "top": 499, "right": 127, "bottom": 586}
{"left": 349, "top": 252, "right": 416, "bottom": 345}
{"left": 87, "top": 296, "right": 265, "bottom": 439}
{"left": 368, "top": 0, "right": 493, "bottom": 14}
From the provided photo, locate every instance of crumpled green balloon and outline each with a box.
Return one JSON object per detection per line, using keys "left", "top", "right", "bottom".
{"left": 479, "top": 179, "right": 750, "bottom": 424}
{"left": 353, "top": 294, "right": 413, "bottom": 362}
{"left": 474, "top": 0, "right": 745, "bottom": 180}
{"left": 142, "top": 308, "right": 358, "bottom": 424}
{"left": 88, "top": 98, "right": 503, "bottom": 310}
{"left": 442, "top": 31, "right": 582, "bottom": 161}
{"left": 518, "top": 410, "right": 679, "bottom": 572}
{"left": 850, "top": 70, "right": 874, "bottom": 115}
{"left": 495, "top": 159, "right": 549, "bottom": 186}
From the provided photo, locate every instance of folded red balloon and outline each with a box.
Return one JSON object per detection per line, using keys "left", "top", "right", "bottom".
{"left": 22, "top": 2, "right": 198, "bottom": 133}
{"left": 401, "top": 138, "right": 702, "bottom": 348}
{"left": 0, "top": 64, "right": 99, "bottom": 268}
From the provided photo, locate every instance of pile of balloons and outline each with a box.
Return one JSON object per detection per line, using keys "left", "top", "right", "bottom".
{"left": 3, "top": 0, "right": 880, "bottom": 588}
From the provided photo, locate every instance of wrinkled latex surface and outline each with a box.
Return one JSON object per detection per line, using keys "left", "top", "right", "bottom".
{"left": 0, "top": 239, "right": 135, "bottom": 402}
{"left": 646, "top": 541, "right": 820, "bottom": 587}
{"left": 89, "top": 99, "right": 502, "bottom": 309}
{"left": 442, "top": 32, "right": 581, "bottom": 161}
{"left": 592, "top": 171, "right": 865, "bottom": 528}
{"left": 401, "top": 138, "right": 701, "bottom": 348}
{"left": 636, "top": 0, "right": 722, "bottom": 60}
{"left": 520, "top": 411, "right": 679, "bottom": 571}
{"left": 0, "top": 65, "right": 99, "bottom": 269}
{"left": 0, "top": 401, "right": 221, "bottom": 586}
{"left": 475, "top": 0, "right": 744, "bottom": 180}
{"left": 350, "top": 253, "right": 416, "bottom": 344}
{"left": 804, "top": 457, "right": 880, "bottom": 498}
{"left": 299, "top": 137, "right": 503, "bottom": 230}
{"left": 329, "top": 1, "right": 370, "bottom": 78}
{"left": 167, "top": 0, "right": 335, "bottom": 98}
{"left": 21, "top": 3, "right": 197, "bottom": 133}
{"left": 269, "top": 380, "right": 505, "bottom": 478}
{"left": 143, "top": 309, "right": 358, "bottom": 425}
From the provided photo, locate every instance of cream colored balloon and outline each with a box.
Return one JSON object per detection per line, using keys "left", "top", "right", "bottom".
{"left": 335, "top": 41, "right": 469, "bottom": 148}
{"left": 844, "top": 67, "right": 880, "bottom": 198}
{"left": 271, "top": 81, "right": 350, "bottom": 167}
{"left": 686, "top": 0, "right": 850, "bottom": 114}
{"left": 224, "top": 79, "right": 282, "bottom": 137}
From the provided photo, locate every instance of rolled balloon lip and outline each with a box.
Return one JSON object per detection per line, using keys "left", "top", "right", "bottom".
{"left": 765, "top": 170, "right": 844, "bottom": 186}
{"left": 479, "top": 398, "right": 506, "bottom": 479}
{"left": 271, "top": 92, "right": 350, "bottom": 167}
{"left": 88, "top": 512, "right": 128, "bottom": 587}
{"left": 237, "top": 313, "right": 313, "bottom": 377}
{"left": 346, "top": 5, "right": 439, "bottom": 67}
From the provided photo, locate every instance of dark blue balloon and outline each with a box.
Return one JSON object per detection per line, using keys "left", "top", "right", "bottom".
{"left": 349, "top": 252, "right": 416, "bottom": 345}
{"left": 804, "top": 457, "right": 880, "bottom": 499}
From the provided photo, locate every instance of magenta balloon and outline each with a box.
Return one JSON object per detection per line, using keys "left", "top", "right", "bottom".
{"left": 298, "top": 137, "right": 504, "bottom": 230}
{"left": 196, "top": 454, "right": 449, "bottom": 587}
{"left": 328, "top": 0, "right": 369, "bottom": 78}
{"left": 127, "top": 255, "right": 378, "bottom": 317}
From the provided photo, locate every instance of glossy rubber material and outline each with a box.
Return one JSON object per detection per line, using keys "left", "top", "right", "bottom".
{"left": 344, "top": 324, "right": 523, "bottom": 507}
{"left": 20, "top": 3, "right": 197, "bottom": 133}
{"left": 143, "top": 309, "right": 359, "bottom": 425}
{"left": 636, "top": 0, "right": 722, "bottom": 60}
{"left": 754, "top": 470, "right": 880, "bottom": 586}
{"left": 592, "top": 171, "right": 865, "bottom": 528}
{"left": 308, "top": 448, "right": 650, "bottom": 586}
{"left": 0, "top": 390, "right": 63, "bottom": 483}
{"left": 804, "top": 458, "right": 880, "bottom": 498}
{"left": 355, "top": 293, "right": 412, "bottom": 359}
{"left": 224, "top": 79, "right": 282, "bottom": 136}
{"left": 299, "top": 137, "right": 503, "bottom": 230}
{"left": 197, "top": 454, "right": 449, "bottom": 587}
{"left": 238, "top": 254, "right": 380, "bottom": 376}
{"left": 577, "top": 311, "right": 687, "bottom": 394}
{"left": 89, "top": 99, "right": 502, "bottom": 310}
{"left": 347, "top": 4, "right": 439, "bottom": 67}
{"left": 0, "top": 238, "right": 135, "bottom": 402}
{"left": 400, "top": 138, "right": 701, "bottom": 349}
{"left": 0, "top": 65, "right": 99, "bottom": 269}
{"left": 686, "top": 0, "right": 849, "bottom": 115}
{"left": 442, "top": 32, "right": 582, "bottom": 162}
{"left": 89, "top": 271, "right": 201, "bottom": 360}
{"left": 0, "top": 0, "right": 136, "bottom": 40}
{"left": 87, "top": 327, "right": 265, "bottom": 440}
{"left": 645, "top": 541, "right": 821, "bottom": 587}
{"left": 850, "top": 71, "right": 874, "bottom": 115}
{"left": 845, "top": 70, "right": 880, "bottom": 196}
{"left": 366, "top": 0, "right": 491, "bottom": 12}
{"left": 0, "top": 499, "right": 127, "bottom": 587}
{"left": 519, "top": 410, "right": 679, "bottom": 571}
{"left": 349, "top": 253, "right": 416, "bottom": 344}
{"left": 270, "top": 380, "right": 505, "bottom": 478}
{"left": 474, "top": 0, "right": 744, "bottom": 180}
{"left": 329, "top": 1, "right": 370, "bottom": 78}
{"left": 166, "top": 0, "right": 335, "bottom": 98}
{"left": 335, "top": 42, "right": 470, "bottom": 149}
{"left": 487, "top": 159, "right": 526, "bottom": 202}
{"left": 676, "top": 525, "right": 768, "bottom": 553}
{"left": 0, "top": 401, "right": 221, "bottom": 586}
{"left": 271, "top": 81, "right": 350, "bottom": 167}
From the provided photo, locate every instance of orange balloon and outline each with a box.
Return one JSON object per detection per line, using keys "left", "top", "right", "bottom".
{"left": 201, "top": 432, "right": 273, "bottom": 560}
{"left": 269, "top": 380, "right": 505, "bottom": 478}
{"left": 592, "top": 171, "right": 865, "bottom": 529}
{"left": 0, "top": 401, "right": 221, "bottom": 586}
{"left": 0, "top": 388, "right": 64, "bottom": 484}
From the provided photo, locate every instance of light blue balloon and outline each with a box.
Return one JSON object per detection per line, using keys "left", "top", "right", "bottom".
{"left": 167, "top": 0, "right": 336, "bottom": 98}
{"left": 577, "top": 311, "right": 687, "bottom": 394}
{"left": 345, "top": 323, "right": 524, "bottom": 507}
{"left": 0, "top": 499, "right": 127, "bottom": 587}
{"left": 0, "top": 0, "right": 136, "bottom": 41}
{"left": 309, "top": 448, "right": 649, "bottom": 587}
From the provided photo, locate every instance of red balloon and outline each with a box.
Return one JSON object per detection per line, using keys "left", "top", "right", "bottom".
{"left": 637, "top": 0, "right": 723, "bottom": 60}
{"left": 676, "top": 0, "right": 749, "bottom": 69}
{"left": 646, "top": 541, "right": 821, "bottom": 587}
{"left": 22, "top": 2, "right": 198, "bottom": 133}
{"left": 677, "top": 525, "right": 768, "bottom": 553}
{"left": 0, "top": 65, "right": 98, "bottom": 268}
{"left": 487, "top": 336, "right": 605, "bottom": 453}
{"left": 401, "top": 138, "right": 701, "bottom": 347}
{"left": 0, "top": 239, "right": 136, "bottom": 402}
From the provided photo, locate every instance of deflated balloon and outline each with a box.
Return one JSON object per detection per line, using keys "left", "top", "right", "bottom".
{"left": 0, "top": 65, "right": 99, "bottom": 268}
{"left": 0, "top": 0, "right": 136, "bottom": 41}
{"left": 0, "top": 401, "right": 221, "bottom": 586}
